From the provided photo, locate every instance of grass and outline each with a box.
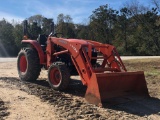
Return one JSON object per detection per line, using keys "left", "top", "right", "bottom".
{"left": 123, "top": 58, "right": 160, "bottom": 87}
{"left": 123, "top": 58, "right": 160, "bottom": 98}
{"left": 124, "top": 58, "right": 160, "bottom": 76}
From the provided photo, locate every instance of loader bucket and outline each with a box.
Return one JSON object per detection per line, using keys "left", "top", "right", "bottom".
{"left": 85, "top": 71, "right": 149, "bottom": 106}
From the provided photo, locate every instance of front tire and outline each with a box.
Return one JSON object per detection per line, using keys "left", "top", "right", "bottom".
{"left": 17, "top": 48, "right": 41, "bottom": 81}
{"left": 48, "top": 62, "right": 70, "bottom": 90}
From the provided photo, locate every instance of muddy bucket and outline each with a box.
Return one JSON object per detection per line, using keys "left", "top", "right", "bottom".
{"left": 85, "top": 71, "right": 149, "bottom": 106}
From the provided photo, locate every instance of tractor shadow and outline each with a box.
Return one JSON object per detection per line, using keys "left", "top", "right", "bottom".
{"left": 60, "top": 78, "right": 160, "bottom": 117}
{"left": 104, "top": 96, "right": 160, "bottom": 117}
{"left": 32, "top": 78, "right": 160, "bottom": 117}
{"left": 65, "top": 79, "right": 87, "bottom": 97}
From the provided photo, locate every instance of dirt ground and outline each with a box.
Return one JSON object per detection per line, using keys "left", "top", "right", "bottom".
{"left": 0, "top": 62, "right": 58, "bottom": 120}
{"left": 0, "top": 60, "right": 160, "bottom": 120}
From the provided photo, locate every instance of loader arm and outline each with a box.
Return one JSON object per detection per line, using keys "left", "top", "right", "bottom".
{"left": 47, "top": 37, "right": 92, "bottom": 85}
{"left": 47, "top": 37, "right": 127, "bottom": 85}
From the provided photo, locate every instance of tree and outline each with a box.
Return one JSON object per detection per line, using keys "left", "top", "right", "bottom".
{"left": 0, "top": 19, "right": 18, "bottom": 56}
{"left": 13, "top": 24, "right": 23, "bottom": 50}
{"left": 27, "top": 15, "right": 54, "bottom": 38}
{"left": 89, "top": 4, "right": 118, "bottom": 44}
{"left": 28, "top": 14, "right": 44, "bottom": 26}
{"left": 27, "top": 22, "right": 41, "bottom": 39}
{"left": 75, "top": 24, "right": 90, "bottom": 39}
{"left": 119, "top": 7, "right": 131, "bottom": 51}
{"left": 152, "top": 0, "right": 160, "bottom": 12}
{"left": 42, "top": 18, "right": 53, "bottom": 35}
{"left": 56, "top": 14, "right": 75, "bottom": 38}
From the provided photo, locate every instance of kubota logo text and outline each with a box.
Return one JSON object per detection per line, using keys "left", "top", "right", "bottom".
{"left": 70, "top": 44, "right": 78, "bottom": 53}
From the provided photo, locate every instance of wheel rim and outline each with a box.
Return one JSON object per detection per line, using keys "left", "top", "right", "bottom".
{"left": 19, "top": 55, "right": 27, "bottom": 73}
{"left": 49, "top": 67, "right": 61, "bottom": 85}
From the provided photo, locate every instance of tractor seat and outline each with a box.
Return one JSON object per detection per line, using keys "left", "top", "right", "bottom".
{"left": 37, "top": 34, "right": 48, "bottom": 51}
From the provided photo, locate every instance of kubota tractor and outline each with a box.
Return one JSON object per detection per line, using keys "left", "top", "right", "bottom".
{"left": 17, "top": 20, "right": 149, "bottom": 106}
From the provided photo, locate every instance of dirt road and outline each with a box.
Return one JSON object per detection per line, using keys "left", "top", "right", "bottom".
{"left": 0, "top": 58, "right": 17, "bottom": 62}
{"left": 0, "top": 58, "right": 160, "bottom": 120}
{"left": 1, "top": 56, "right": 160, "bottom": 62}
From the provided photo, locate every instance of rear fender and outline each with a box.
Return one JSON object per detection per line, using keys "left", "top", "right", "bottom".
{"left": 21, "top": 40, "right": 45, "bottom": 64}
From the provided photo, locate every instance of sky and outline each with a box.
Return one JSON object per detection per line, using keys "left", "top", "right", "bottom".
{"left": 0, "top": 0, "right": 155, "bottom": 24}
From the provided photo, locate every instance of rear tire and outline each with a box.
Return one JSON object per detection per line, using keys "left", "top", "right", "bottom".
{"left": 48, "top": 62, "right": 70, "bottom": 90}
{"left": 17, "top": 48, "right": 41, "bottom": 81}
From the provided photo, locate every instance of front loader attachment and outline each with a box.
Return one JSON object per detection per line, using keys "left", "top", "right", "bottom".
{"left": 85, "top": 71, "right": 149, "bottom": 106}
{"left": 68, "top": 41, "right": 149, "bottom": 106}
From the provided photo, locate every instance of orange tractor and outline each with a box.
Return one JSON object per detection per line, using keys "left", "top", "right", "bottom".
{"left": 17, "top": 20, "right": 149, "bottom": 106}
